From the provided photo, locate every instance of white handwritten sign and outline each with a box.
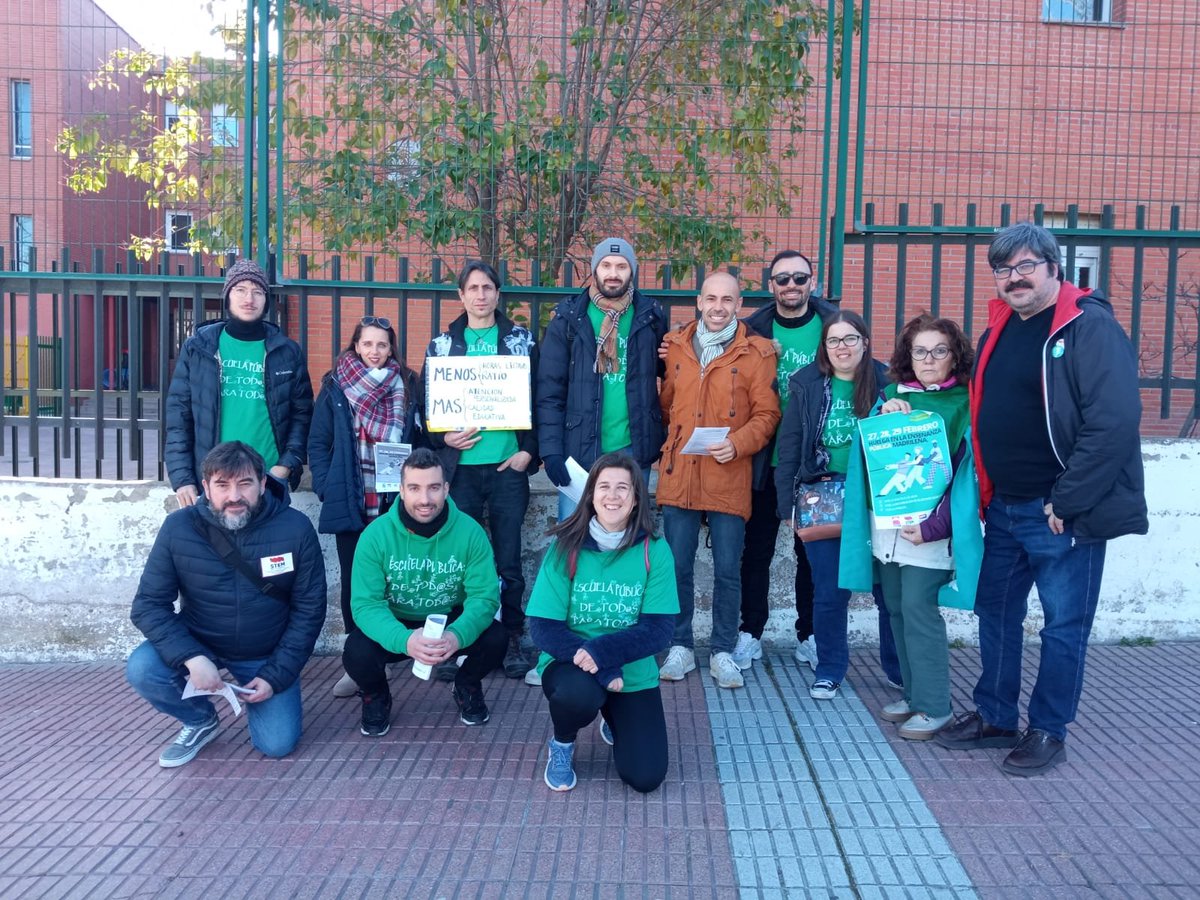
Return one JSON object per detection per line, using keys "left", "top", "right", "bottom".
{"left": 424, "top": 355, "right": 532, "bottom": 432}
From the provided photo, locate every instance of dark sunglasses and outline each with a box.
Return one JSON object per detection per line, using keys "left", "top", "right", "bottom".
{"left": 771, "top": 272, "right": 812, "bottom": 287}
{"left": 360, "top": 315, "right": 392, "bottom": 329}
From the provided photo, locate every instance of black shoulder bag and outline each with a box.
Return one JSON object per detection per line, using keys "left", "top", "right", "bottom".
{"left": 198, "top": 519, "right": 282, "bottom": 600}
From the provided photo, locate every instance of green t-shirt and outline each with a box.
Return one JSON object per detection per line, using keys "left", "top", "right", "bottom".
{"left": 586, "top": 303, "right": 633, "bottom": 453}
{"left": 457, "top": 325, "right": 519, "bottom": 466}
{"left": 218, "top": 329, "right": 278, "bottom": 468}
{"left": 526, "top": 536, "right": 679, "bottom": 693}
{"left": 822, "top": 377, "right": 858, "bottom": 474}
{"left": 772, "top": 317, "right": 823, "bottom": 466}
{"left": 349, "top": 499, "right": 500, "bottom": 654}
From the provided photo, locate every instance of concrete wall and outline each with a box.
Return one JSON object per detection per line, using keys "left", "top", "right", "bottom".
{"left": 1, "top": 440, "right": 1197, "bottom": 662}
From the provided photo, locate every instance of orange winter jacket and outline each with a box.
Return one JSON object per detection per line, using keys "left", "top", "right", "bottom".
{"left": 656, "top": 322, "right": 780, "bottom": 520}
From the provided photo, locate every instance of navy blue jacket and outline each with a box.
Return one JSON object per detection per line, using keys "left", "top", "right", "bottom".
{"left": 308, "top": 365, "right": 423, "bottom": 534}
{"left": 774, "top": 358, "right": 890, "bottom": 520}
{"left": 130, "top": 478, "right": 327, "bottom": 693}
{"left": 535, "top": 288, "right": 668, "bottom": 470}
{"left": 423, "top": 309, "right": 540, "bottom": 482}
{"left": 743, "top": 295, "right": 840, "bottom": 490}
{"left": 165, "top": 320, "right": 314, "bottom": 491}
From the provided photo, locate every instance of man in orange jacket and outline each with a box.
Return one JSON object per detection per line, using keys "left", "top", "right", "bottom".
{"left": 655, "top": 272, "right": 781, "bottom": 689}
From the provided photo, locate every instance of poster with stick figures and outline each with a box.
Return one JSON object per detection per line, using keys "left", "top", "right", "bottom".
{"left": 859, "top": 411, "right": 951, "bottom": 528}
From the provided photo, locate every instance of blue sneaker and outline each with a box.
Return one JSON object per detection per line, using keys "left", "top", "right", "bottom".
{"left": 599, "top": 718, "right": 614, "bottom": 746}
{"left": 544, "top": 738, "right": 577, "bottom": 791}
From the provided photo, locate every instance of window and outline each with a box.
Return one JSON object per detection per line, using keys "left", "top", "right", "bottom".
{"left": 165, "top": 101, "right": 180, "bottom": 130}
{"left": 385, "top": 138, "right": 422, "bottom": 184}
{"left": 11, "top": 80, "right": 31, "bottom": 158}
{"left": 211, "top": 104, "right": 238, "bottom": 148}
{"left": 11, "top": 215, "right": 33, "bottom": 271}
{"left": 1045, "top": 213, "right": 1101, "bottom": 288}
{"left": 166, "top": 211, "right": 193, "bottom": 253}
{"left": 1044, "top": 0, "right": 1114, "bottom": 23}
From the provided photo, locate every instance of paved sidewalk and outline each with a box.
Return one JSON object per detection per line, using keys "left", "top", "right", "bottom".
{"left": 1, "top": 642, "right": 1196, "bottom": 898}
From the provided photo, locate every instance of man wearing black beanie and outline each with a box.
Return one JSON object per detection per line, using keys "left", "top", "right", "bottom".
{"left": 165, "top": 259, "right": 313, "bottom": 506}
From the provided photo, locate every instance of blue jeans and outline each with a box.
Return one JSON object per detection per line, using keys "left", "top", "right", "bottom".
{"left": 451, "top": 463, "right": 530, "bottom": 636}
{"left": 126, "top": 641, "right": 304, "bottom": 758}
{"left": 557, "top": 448, "right": 651, "bottom": 521}
{"left": 972, "top": 496, "right": 1107, "bottom": 741}
{"left": 806, "top": 537, "right": 891, "bottom": 685}
{"left": 662, "top": 506, "right": 745, "bottom": 654}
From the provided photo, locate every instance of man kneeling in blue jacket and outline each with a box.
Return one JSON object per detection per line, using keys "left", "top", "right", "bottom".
{"left": 127, "top": 442, "right": 327, "bottom": 767}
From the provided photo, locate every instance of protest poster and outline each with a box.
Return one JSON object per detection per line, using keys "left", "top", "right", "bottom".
{"left": 858, "top": 410, "right": 952, "bottom": 528}
{"left": 373, "top": 442, "right": 412, "bottom": 492}
{"left": 424, "top": 355, "right": 532, "bottom": 431}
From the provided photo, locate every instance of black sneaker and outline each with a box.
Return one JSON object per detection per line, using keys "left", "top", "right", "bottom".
{"left": 452, "top": 683, "right": 490, "bottom": 726}
{"left": 433, "top": 660, "right": 458, "bottom": 682}
{"left": 503, "top": 634, "right": 531, "bottom": 679}
{"left": 360, "top": 691, "right": 392, "bottom": 737}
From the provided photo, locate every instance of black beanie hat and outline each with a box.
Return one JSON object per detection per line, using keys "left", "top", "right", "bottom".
{"left": 222, "top": 259, "right": 271, "bottom": 316}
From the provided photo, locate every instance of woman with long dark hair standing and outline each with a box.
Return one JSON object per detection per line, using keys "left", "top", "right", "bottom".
{"left": 309, "top": 316, "right": 422, "bottom": 697}
{"left": 527, "top": 452, "right": 678, "bottom": 793}
{"left": 774, "top": 310, "right": 898, "bottom": 700}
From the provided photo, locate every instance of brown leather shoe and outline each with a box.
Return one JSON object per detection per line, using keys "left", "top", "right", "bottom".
{"left": 1001, "top": 729, "right": 1066, "bottom": 776}
{"left": 933, "top": 711, "right": 1020, "bottom": 750}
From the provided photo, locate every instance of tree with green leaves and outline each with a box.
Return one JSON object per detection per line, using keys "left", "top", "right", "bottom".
{"left": 59, "top": 0, "right": 834, "bottom": 279}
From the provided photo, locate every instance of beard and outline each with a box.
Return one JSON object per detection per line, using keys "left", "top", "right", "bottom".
{"left": 596, "top": 275, "right": 632, "bottom": 299}
{"left": 215, "top": 499, "right": 258, "bottom": 531}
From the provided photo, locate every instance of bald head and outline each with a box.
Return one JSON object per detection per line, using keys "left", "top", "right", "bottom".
{"left": 697, "top": 271, "right": 743, "bottom": 332}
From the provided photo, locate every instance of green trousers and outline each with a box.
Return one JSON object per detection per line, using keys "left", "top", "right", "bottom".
{"left": 877, "top": 562, "right": 953, "bottom": 717}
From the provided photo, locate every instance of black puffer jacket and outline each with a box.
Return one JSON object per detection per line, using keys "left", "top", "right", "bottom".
{"left": 308, "top": 366, "right": 423, "bottom": 534}
{"left": 773, "top": 358, "right": 889, "bottom": 520}
{"left": 130, "top": 477, "right": 327, "bottom": 693}
{"left": 165, "top": 320, "right": 314, "bottom": 491}
{"left": 423, "top": 309, "right": 540, "bottom": 482}
{"left": 743, "top": 295, "right": 840, "bottom": 490}
{"left": 535, "top": 288, "right": 668, "bottom": 470}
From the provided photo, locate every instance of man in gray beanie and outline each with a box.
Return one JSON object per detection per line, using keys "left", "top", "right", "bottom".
{"left": 535, "top": 237, "right": 668, "bottom": 521}
{"left": 165, "top": 259, "right": 313, "bottom": 506}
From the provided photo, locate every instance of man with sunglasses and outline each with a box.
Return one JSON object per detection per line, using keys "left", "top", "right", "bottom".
{"left": 936, "top": 221, "right": 1147, "bottom": 776}
{"left": 424, "top": 260, "right": 539, "bottom": 681}
{"left": 731, "top": 251, "right": 839, "bottom": 673}
{"left": 166, "top": 259, "right": 313, "bottom": 507}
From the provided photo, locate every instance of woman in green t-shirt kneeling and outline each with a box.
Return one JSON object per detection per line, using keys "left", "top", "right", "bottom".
{"left": 528, "top": 453, "right": 679, "bottom": 793}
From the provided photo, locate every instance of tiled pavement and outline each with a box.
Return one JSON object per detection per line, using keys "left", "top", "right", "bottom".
{"left": 1, "top": 642, "right": 1197, "bottom": 898}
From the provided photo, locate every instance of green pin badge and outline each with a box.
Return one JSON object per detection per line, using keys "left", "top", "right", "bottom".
{"left": 1051, "top": 338, "right": 1065, "bottom": 359}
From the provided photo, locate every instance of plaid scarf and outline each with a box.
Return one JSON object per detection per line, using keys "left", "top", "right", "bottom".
{"left": 589, "top": 286, "right": 634, "bottom": 374}
{"left": 335, "top": 353, "right": 407, "bottom": 518}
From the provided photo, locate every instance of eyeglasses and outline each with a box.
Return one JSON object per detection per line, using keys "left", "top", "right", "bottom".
{"left": 911, "top": 345, "right": 952, "bottom": 361}
{"left": 771, "top": 272, "right": 812, "bottom": 287}
{"left": 824, "top": 334, "right": 863, "bottom": 349}
{"left": 992, "top": 259, "right": 1048, "bottom": 280}
{"left": 360, "top": 315, "right": 392, "bottom": 329}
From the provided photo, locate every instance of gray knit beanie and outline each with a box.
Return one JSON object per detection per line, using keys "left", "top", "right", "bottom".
{"left": 222, "top": 259, "right": 271, "bottom": 314}
{"left": 590, "top": 238, "right": 637, "bottom": 278}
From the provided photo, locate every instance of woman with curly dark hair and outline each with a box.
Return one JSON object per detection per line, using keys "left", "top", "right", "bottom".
{"left": 841, "top": 313, "right": 983, "bottom": 741}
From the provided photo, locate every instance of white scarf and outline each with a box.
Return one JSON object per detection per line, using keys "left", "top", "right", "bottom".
{"left": 588, "top": 516, "right": 627, "bottom": 550}
{"left": 697, "top": 319, "right": 738, "bottom": 370}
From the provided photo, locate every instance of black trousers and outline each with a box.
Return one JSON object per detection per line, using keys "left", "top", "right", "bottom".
{"left": 335, "top": 530, "right": 362, "bottom": 634}
{"left": 541, "top": 661, "right": 668, "bottom": 794}
{"left": 343, "top": 618, "right": 507, "bottom": 695}
{"left": 739, "top": 476, "right": 815, "bottom": 639}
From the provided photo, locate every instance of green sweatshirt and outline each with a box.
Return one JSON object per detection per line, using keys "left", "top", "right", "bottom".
{"left": 526, "top": 536, "right": 678, "bottom": 693}
{"left": 350, "top": 497, "right": 500, "bottom": 654}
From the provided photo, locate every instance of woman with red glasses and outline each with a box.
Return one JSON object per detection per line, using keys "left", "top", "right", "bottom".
{"left": 309, "top": 315, "right": 423, "bottom": 697}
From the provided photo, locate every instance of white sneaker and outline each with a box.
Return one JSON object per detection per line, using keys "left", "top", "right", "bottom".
{"left": 524, "top": 667, "right": 542, "bottom": 686}
{"left": 331, "top": 671, "right": 358, "bottom": 698}
{"left": 710, "top": 652, "right": 745, "bottom": 689}
{"left": 898, "top": 711, "right": 953, "bottom": 741}
{"left": 793, "top": 637, "right": 818, "bottom": 671}
{"left": 730, "top": 632, "right": 763, "bottom": 670}
{"left": 659, "top": 645, "right": 696, "bottom": 681}
{"left": 880, "top": 698, "right": 913, "bottom": 723}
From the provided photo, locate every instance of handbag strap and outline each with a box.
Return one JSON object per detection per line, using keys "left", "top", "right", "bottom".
{"left": 198, "top": 518, "right": 280, "bottom": 599}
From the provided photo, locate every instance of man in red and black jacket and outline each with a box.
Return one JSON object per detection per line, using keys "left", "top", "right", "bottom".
{"left": 936, "top": 222, "right": 1147, "bottom": 776}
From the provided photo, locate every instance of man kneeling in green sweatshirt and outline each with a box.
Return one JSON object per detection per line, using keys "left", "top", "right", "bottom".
{"left": 343, "top": 447, "right": 506, "bottom": 734}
